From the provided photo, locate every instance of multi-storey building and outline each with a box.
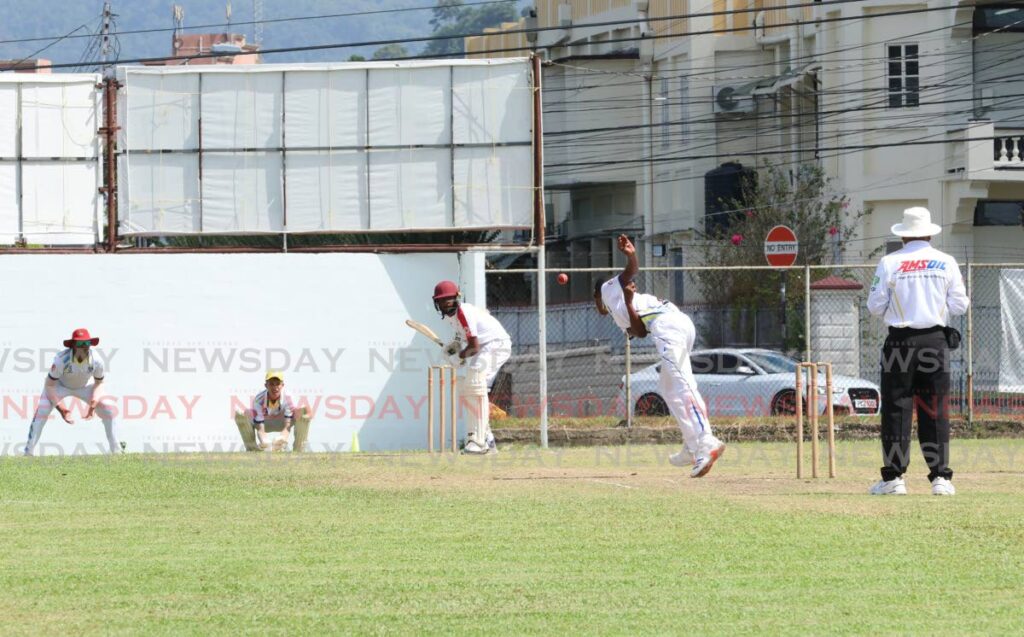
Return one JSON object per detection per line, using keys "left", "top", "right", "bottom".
{"left": 468, "top": 1, "right": 1024, "bottom": 298}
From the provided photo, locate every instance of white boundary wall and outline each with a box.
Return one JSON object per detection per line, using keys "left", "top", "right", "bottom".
{"left": 117, "top": 59, "right": 534, "bottom": 235}
{"left": 0, "top": 74, "right": 102, "bottom": 245}
{"left": 0, "top": 252, "right": 484, "bottom": 455}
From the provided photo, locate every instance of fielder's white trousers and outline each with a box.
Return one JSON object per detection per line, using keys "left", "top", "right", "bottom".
{"left": 460, "top": 339, "right": 511, "bottom": 447}
{"left": 651, "top": 314, "right": 720, "bottom": 458}
{"left": 24, "top": 384, "right": 119, "bottom": 455}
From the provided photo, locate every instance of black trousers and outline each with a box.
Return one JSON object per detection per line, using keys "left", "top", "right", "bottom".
{"left": 879, "top": 326, "right": 953, "bottom": 482}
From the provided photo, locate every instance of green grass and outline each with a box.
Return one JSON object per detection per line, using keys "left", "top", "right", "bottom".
{"left": 1, "top": 440, "right": 1023, "bottom": 636}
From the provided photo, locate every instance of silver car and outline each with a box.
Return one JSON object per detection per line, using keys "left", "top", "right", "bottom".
{"left": 620, "top": 348, "right": 881, "bottom": 417}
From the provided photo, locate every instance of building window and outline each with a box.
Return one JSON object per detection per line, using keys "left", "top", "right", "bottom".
{"left": 887, "top": 43, "right": 919, "bottom": 108}
{"left": 974, "top": 200, "right": 1024, "bottom": 226}
{"left": 974, "top": 6, "right": 1024, "bottom": 32}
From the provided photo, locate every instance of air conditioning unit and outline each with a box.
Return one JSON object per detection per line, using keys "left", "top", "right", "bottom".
{"left": 712, "top": 85, "right": 756, "bottom": 115}
{"left": 210, "top": 43, "right": 243, "bottom": 54}
{"left": 525, "top": 10, "right": 538, "bottom": 43}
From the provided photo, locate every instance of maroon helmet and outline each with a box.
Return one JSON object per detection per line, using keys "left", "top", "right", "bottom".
{"left": 432, "top": 280, "right": 460, "bottom": 300}
{"left": 433, "top": 280, "right": 460, "bottom": 316}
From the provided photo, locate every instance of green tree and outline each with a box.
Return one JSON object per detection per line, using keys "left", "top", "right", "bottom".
{"left": 422, "top": 0, "right": 518, "bottom": 57}
{"left": 371, "top": 44, "right": 409, "bottom": 60}
{"left": 347, "top": 54, "right": 366, "bottom": 61}
{"left": 696, "top": 163, "right": 866, "bottom": 349}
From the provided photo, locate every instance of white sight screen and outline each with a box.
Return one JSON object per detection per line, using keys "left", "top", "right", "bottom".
{"left": 118, "top": 59, "right": 534, "bottom": 235}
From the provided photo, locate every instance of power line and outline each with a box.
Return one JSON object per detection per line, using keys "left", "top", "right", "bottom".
{"left": 0, "top": 18, "right": 98, "bottom": 73}
{"left": 542, "top": 17, "right": 1024, "bottom": 168}
{"left": 7, "top": 0, "right": 949, "bottom": 71}
{"left": 0, "top": 0, "right": 521, "bottom": 47}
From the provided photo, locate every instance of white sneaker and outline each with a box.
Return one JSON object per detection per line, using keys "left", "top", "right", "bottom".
{"left": 462, "top": 439, "right": 490, "bottom": 455}
{"left": 869, "top": 477, "right": 907, "bottom": 495}
{"left": 668, "top": 450, "right": 690, "bottom": 467}
{"left": 931, "top": 477, "right": 955, "bottom": 496}
{"left": 690, "top": 442, "right": 726, "bottom": 478}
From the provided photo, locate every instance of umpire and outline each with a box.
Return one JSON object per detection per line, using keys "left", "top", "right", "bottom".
{"left": 866, "top": 207, "right": 969, "bottom": 496}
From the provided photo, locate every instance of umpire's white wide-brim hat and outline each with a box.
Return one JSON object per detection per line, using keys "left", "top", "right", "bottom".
{"left": 891, "top": 206, "right": 942, "bottom": 237}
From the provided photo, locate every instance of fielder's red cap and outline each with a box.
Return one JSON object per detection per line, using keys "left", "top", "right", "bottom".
{"left": 63, "top": 328, "right": 100, "bottom": 348}
{"left": 432, "top": 280, "right": 460, "bottom": 300}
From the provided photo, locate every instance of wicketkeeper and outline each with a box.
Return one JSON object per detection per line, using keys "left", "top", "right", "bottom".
{"left": 234, "top": 370, "right": 311, "bottom": 452}
{"left": 433, "top": 280, "right": 512, "bottom": 454}
{"left": 23, "top": 328, "right": 120, "bottom": 456}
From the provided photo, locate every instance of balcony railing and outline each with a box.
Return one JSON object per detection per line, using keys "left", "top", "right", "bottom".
{"left": 994, "top": 131, "right": 1024, "bottom": 168}
{"left": 965, "top": 121, "right": 1024, "bottom": 174}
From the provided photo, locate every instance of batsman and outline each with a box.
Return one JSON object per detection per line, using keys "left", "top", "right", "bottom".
{"left": 432, "top": 280, "right": 511, "bottom": 455}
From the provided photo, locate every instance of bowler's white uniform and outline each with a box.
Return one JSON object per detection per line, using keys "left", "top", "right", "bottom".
{"left": 600, "top": 278, "right": 721, "bottom": 456}
{"left": 443, "top": 303, "right": 512, "bottom": 450}
{"left": 24, "top": 349, "right": 119, "bottom": 455}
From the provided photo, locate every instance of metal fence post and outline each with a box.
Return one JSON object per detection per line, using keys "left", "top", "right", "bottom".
{"left": 804, "top": 264, "right": 812, "bottom": 361}
{"left": 625, "top": 333, "right": 632, "bottom": 428}
{"left": 966, "top": 263, "right": 973, "bottom": 426}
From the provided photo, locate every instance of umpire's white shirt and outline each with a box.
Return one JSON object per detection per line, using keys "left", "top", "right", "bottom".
{"left": 867, "top": 240, "right": 969, "bottom": 328}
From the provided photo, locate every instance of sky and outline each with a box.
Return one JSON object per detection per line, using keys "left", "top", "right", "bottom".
{"left": 0, "top": 0, "right": 531, "bottom": 69}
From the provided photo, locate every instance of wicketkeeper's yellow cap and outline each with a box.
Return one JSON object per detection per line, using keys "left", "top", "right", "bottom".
{"left": 265, "top": 370, "right": 284, "bottom": 382}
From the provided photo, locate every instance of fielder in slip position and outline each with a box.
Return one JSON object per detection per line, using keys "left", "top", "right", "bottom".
{"left": 234, "top": 370, "right": 311, "bottom": 452}
{"left": 594, "top": 235, "right": 726, "bottom": 477}
{"left": 432, "top": 280, "right": 512, "bottom": 455}
{"left": 24, "top": 328, "right": 120, "bottom": 456}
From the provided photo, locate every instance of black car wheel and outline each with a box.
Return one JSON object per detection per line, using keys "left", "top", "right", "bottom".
{"left": 771, "top": 389, "right": 798, "bottom": 416}
{"left": 635, "top": 393, "right": 669, "bottom": 417}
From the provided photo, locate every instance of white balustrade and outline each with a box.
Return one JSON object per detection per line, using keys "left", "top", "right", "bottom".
{"left": 995, "top": 134, "right": 1023, "bottom": 167}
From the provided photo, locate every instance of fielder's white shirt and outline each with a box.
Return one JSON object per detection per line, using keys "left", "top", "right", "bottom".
{"left": 867, "top": 240, "right": 969, "bottom": 328}
{"left": 600, "top": 277, "right": 688, "bottom": 342}
{"left": 48, "top": 349, "right": 104, "bottom": 389}
{"left": 444, "top": 303, "right": 510, "bottom": 346}
{"left": 251, "top": 390, "right": 295, "bottom": 424}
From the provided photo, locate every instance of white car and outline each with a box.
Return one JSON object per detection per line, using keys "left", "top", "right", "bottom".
{"left": 620, "top": 348, "right": 881, "bottom": 418}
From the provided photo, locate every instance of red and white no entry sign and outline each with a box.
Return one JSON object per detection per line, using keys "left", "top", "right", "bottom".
{"left": 764, "top": 225, "right": 799, "bottom": 267}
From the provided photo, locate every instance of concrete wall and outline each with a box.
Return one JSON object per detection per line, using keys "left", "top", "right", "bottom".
{"left": 810, "top": 289, "right": 861, "bottom": 377}
{"left": 0, "top": 252, "right": 480, "bottom": 455}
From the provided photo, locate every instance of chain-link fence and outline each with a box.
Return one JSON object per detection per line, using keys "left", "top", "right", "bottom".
{"left": 486, "top": 262, "right": 1024, "bottom": 428}
{"left": 969, "top": 265, "right": 1024, "bottom": 418}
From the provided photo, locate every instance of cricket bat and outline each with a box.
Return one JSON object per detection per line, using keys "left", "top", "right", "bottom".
{"left": 405, "top": 319, "right": 445, "bottom": 347}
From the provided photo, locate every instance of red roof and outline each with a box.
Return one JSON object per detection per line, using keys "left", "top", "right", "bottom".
{"left": 810, "top": 275, "right": 864, "bottom": 291}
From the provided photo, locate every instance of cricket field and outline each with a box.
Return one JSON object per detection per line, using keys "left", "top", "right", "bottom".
{"left": 1, "top": 439, "right": 1022, "bottom": 635}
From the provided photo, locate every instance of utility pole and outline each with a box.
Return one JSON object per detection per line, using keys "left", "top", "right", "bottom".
{"left": 100, "top": 2, "right": 114, "bottom": 76}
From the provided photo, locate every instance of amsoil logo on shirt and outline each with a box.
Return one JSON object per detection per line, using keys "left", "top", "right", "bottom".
{"left": 897, "top": 260, "right": 947, "bottom": 273}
